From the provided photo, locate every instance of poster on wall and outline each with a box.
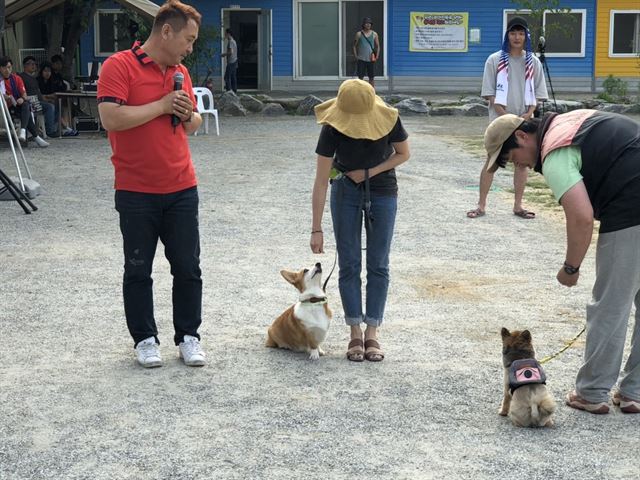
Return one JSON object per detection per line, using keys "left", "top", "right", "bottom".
{"left": 410, "top": 12, "right": 468, "bottom": 52}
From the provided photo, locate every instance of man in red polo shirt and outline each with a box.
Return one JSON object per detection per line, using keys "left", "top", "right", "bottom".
{"left": 98, "top": 0, "right": 205, "bottom": 368}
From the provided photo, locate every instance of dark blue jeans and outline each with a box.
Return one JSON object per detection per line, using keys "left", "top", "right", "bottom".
{"left": 115, "top": 187, "right": 202, "bottom": 346}
{"left": 41, "top": 101, "right": 57, "bottom": 136}
{"left": 330, "top": 178, "right": 397, "bottom": 327}
{"left": 12, "top": 102, "right": 38, "bottom": 137}
{"left": 224, "top": 61, "right": 238, "bottom": 93}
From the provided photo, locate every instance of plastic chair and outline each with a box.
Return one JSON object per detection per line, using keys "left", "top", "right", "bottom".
{"left": 192, "top": 87, "right": 219, "bottom": 136}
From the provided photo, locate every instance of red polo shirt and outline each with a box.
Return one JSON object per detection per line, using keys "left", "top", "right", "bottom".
{"left": 2, "top": 74, "right": 26, "bottom": 98}
{"left": 97, "top": 43, "right": 198, "bottom": 193}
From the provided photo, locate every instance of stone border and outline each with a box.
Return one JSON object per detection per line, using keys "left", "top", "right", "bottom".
{"left": 213, "top": 91, "right": 640, "bottom": 118}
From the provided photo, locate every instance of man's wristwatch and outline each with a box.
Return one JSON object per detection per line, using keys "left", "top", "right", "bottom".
{"left": 563, "top": 262, "right": 580, "bottom": 275}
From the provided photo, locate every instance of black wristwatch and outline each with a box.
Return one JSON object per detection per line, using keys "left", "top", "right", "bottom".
{"left": 563, "top": 262, "right": 580, "bottom": 275}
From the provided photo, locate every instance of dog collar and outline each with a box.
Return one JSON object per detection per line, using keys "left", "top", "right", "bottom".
{"left": 300, "top": 296, "right": 327, "bottom": 306}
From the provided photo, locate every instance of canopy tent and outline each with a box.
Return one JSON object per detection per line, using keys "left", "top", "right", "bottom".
{"left": 114, "top": 0, "right": 160, "bottom": 19}
{"left": 4, "top": 0, "right": 159, "bottom": 24}
{"left": 5, "top": 0, "right": 66, "bottom": 24}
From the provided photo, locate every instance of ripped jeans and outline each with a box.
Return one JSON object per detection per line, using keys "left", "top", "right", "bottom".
{"left": 115, "top": 187, "right": 202, "bottom": 346}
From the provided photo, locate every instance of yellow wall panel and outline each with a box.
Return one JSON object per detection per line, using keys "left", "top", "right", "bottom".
{"left": 595, "top": 0, "right": 640, "bottom": 78}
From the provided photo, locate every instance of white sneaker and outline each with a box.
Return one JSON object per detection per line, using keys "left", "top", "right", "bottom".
{"left": 18, "top": 128, "right": 26, "bottom": 142}
{"left": 34, "top": 136, "right": 49, "bottom": 148}
{"left": 179, "top": 335, "right": 206, "bottom": 366}
{"left": 135, "top": 336, "right": 162, "bottom": 368}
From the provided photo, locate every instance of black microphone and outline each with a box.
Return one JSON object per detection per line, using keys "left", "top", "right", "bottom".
{"left": 171, "top": 71, "right": 184, "bottom": 128}
{"left": 538, "top": 36, "right": 546, "bottom": 51}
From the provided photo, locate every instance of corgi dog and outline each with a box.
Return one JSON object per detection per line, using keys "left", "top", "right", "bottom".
{"left": 266, "top": 263, "right": 332, "bottom": 360}
{"left": 500, "top": 328, "right": 556, "bottom": 427}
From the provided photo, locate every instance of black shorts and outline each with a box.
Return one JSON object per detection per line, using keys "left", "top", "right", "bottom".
{"left": 356, "top": 60, "right": 375, "bottom": 80}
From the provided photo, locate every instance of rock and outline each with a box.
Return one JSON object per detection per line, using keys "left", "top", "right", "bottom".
{"left": 460, "top": 96, "right": 486, "bottom": 105}
{"left": 427, "top": 98, "right": 460, "bottom": 107}
{"left": 541, "top": 100, "right": 583, "bottom": 113}
{"left": 217, "top": 91, "right": 247, "bottom": 116}
{"left": 597, "top": 103, "right": 639, "bottom": 114}
{"left": 239, "top": 94, "right": 265, "bottom": 113}
{"left": 625, "top": 104, "right": 640, "bottom": 114}
{"left": 261, "top": 103, "right": 287, "bottom": 116}
{"left": 581, "top": 99, "right": 603, "bottom": 109}
{"left": 296, "top": 95, "right": 323, "bottom": 115}
{"left": 254, "top": 94, "right": 274, "bottom": 103}
{"left": 460, "top": 103, "right": 488, "bottom": 116}
{"left": 221, "top": 103, "right": 248, "bottom": 116}
{"left": 269, "top": 98, "right": 301, "bottom": 112}
{"left": 429, "top": 106, "right": 461, "bottom": 116}
{"left": 394, "top": 98, "right": 429, "bottom": 115}
{"left": 382, "top": 94, "right": 411, "bottom": 104}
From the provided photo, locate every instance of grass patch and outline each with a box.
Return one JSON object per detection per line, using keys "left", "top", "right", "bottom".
{"left": 505, "top": 170, "right": 562, "bottom": 211}
{"left": 454, "top": 135, "right": 563, "bottom": 213}
{"left": 456, "top": 136, "right": 485, "bottom": 154}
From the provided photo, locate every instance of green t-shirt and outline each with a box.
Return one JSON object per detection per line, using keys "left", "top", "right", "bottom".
{"left": 542, "top": 146, "right": 583, "bottom": 203}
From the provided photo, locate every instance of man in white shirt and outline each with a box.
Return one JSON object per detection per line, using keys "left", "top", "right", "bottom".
{"left": 467, "top": 16, "right": 547, "bottom": 220}
{"left": 221, "top": 28, "right": 238, "bottom": 94}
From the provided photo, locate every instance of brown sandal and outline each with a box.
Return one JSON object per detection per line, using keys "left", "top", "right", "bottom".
{"left": 364, "top": 339, "right": 385, "bottom": 362}
{"left": 346, "top": 338, "right": 365, "bottom": 362}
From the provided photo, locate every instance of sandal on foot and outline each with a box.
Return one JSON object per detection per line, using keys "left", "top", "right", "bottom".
{"left": 346, "top": 338, "right": 364, "bottom": 362}
{"left": 466, "top": 208, "right": 485, "bottom": 219}
{"left": 612, "top": 391, "right": 640, "bottom": 413}
{"left": 514, "top": 209, "right": 535, "bottom": 219}
{"left": 565, "top": 390, "right": 610, "bottom": 414}
{"left": 364, "top": 339, "right": 385, "bottom": 362}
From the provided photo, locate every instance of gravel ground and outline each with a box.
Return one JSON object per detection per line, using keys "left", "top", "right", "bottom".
{"left": 1, "top": 114, "right": 638, "bottom": 479}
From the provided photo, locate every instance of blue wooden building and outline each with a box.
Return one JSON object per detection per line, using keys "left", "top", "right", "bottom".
{"left": 81, "top": 0, "right": 602, "bottom": 93}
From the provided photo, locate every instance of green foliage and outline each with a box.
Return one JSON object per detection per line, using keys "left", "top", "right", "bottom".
{"left": 69, "top": 0, "right": 97, "bottom": 31}
{"left": 183, "top": 25, "right": 220, "bottom": 84}
{"left": 510, "top": 0, "right": 574, "bottom": 46}
{"left": 115, "top": 8, "right": 153, "bottom": 44}
{"left": 112, "top": 7, "right": 219, "bottom": 84}
{"left": 598, "top": 75, "right": 629, "bottom": 103}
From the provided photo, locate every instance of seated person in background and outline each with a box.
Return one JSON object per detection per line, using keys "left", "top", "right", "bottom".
{"left": 18, "top": 56, "right": 57, "bottom": 137}
{"left": 51, "top": 54, "right": 73, "bottom": 90}
{"left": 37, "top": 61, "right": 78, "bottom": 136}
{"left": 0, "top": 55, "right": 49, "bottom": 147}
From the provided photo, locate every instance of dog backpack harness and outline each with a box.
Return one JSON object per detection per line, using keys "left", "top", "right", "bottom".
{"left": 508, "top": 358, "right": 546, "bottom": 394}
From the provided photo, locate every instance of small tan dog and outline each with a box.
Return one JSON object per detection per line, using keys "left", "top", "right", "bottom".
{"left": 500, "top": 328, "right": 556, "bottom": 427}
{"left": 266, "top": 263, "right": 332, "bottom": 360}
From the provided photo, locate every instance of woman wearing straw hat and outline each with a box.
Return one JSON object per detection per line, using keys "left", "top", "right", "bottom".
{"left": 310, "top": 79, "right": 410, "bottom": 362}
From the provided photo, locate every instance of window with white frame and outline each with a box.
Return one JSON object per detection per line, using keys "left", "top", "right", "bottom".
{"left": 610, "top": 10, "right": 640, "bottom": 56}
{"left": 505, "top": 10, "right": 586, "bottom": 57}
{"left": 295, "top": 0, "right": 385, "bottom": 78}
{"left": 95, "top": 9, "right": 132, "bottom": 56}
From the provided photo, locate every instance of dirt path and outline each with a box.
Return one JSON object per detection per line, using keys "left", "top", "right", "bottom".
{"left": 0, "top": 115, "right": 637, "bottom": 479}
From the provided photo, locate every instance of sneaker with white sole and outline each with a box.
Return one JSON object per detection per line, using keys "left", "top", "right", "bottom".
{"left": 135, "top": 336, "right": 162, "bottom": 368}
{"left": 565, "top": 390, "right": 610, "bottom": 414}
{"left": 179, "top": 335, "right": 206, "bottom": 366}
{"left": 34, "top": 136, "right": 49, "bottom": 148}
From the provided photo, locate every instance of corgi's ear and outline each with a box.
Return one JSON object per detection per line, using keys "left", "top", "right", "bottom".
{"left": 501, "top": 327, "right": 510, "bottom": 338}
{"left": 280, "top": 270, "right": 298, "bottom": 285}
{"left": 520, "top": 330, "right": 532, "bottom": 341}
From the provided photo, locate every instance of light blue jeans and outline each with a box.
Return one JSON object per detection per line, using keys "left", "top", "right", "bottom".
{"left": 330, "top": 178, "right": 397, "bottom": 327}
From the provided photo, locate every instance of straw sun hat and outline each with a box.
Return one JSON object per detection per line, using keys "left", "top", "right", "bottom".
{"left": 314, "top": 79, "right": 399, "bottom": 141}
